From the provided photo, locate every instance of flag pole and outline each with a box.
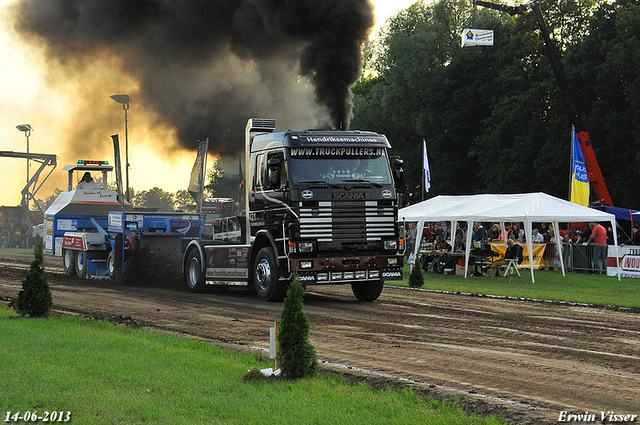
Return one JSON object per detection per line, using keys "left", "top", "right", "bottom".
{"left": 569, "top": 126, "right": 574, "bottom": 201}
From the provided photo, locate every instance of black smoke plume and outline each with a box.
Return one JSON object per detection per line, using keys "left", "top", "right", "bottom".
{"left": 11, "top": 0, "right": 374, "bottom": 155}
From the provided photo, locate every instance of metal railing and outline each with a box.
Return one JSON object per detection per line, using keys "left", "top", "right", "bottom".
{"left": 543, "top": 242, "right": 608, "bottom": 274}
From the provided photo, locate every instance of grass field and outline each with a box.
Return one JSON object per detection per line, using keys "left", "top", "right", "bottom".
{"left": 387, "top": 263, "right": 640, "bottom": 308}
{"left": 0, "top": 305, "right": 505, "bottom": 425}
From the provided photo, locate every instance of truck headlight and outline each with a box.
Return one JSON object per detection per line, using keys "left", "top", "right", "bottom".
{"left": 384, "top": 240, "right": 397, "bottom": 250}
{"left": 300, "top": 261, "right": 313, "bottom": 269}
{"left": 388, "top": 257, "right": 398, "bottom": 266}
{"left": 299, "top": 242, "right": 314, "bottom": 253}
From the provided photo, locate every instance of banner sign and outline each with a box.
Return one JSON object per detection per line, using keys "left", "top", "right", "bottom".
{"left": 461, "top": 29, "right": 494, "bottom": 47}
{"left": 489, "top": 242, "right": 547, "bottom": 269}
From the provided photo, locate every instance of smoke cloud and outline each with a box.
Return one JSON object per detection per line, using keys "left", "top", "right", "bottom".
{"left": 10, "top": 0, "right": 375, "bottom": 157}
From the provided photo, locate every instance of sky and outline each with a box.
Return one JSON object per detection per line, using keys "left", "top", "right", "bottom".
{"left": 0, "top": 0, "right": 417, "bottom": 208}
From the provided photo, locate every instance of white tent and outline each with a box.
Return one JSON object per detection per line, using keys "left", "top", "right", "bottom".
{"left": 399, "top": 193, "right": 619, "bottom": 281}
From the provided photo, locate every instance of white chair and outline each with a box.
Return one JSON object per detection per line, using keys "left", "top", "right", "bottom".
{"left": 502, "top": 259, "right": 520, "bottom": 277}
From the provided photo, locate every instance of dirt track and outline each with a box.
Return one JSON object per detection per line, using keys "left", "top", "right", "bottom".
{"left": 2, "top": 252, "right": 639, "bottom": 424}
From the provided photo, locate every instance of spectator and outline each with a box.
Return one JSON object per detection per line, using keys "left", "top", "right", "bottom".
{"left": 405, "top": 222, "right": 417, "bottom": 259}
{"left": 487, "top": 224, "right": 503, "bottom": 242}
{"left": 434, "top": 235, "right": 452, "bottom": 252}
{"left": 441, "top": 222, "right": 451, "bottom": 240}
{"left": 588, "top": 222, "right": 607, "bottom": 275}
{"left": 508, "top": 224, "right": 525, "bottom": 243}
{"left": 622, "top": 224, "right": 640, "bottom": 246}
{"left": 453, "top": 234, "right": 465, "bottom": 252}
{"left": 484, "top": 239, "right": 522, "bottom": 275}
{"left": 471, "top": 222, "right": 485, "bottom": 242}
{"left": 19, "top": 219, "right": 32, "bottom": 249}
{"left": 531, "top": 228, "right": 544, "bottom": 243}
{"left": 540, "top": 223, "right": 551, "bottom": 242}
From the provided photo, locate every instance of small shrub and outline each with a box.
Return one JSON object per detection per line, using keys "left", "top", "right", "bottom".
{"left": 242, "top": 367, "right": 268, "bottom": 382}
{"left": 408, "top": 264, "right": 424, "bottom": 288}
{"left": 15, "top": 241, "right": 52, "bottom": 318}
{"left": 277, "top": 276, "right": 317, "bottom": 379}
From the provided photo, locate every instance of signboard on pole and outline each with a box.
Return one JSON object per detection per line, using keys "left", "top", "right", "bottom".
{"left": 461, "top": 29, "right": 494, "bottom": 47}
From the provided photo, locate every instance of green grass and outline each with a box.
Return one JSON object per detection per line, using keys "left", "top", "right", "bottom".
{"left": 0, "top": 304, "right": 504, "bottom": 425}
{"left": 388, "top": 263, "right": 640, "bottom": 308}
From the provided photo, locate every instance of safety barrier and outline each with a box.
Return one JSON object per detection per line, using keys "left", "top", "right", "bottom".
{"left": 543, "top": 242, "right": 608, "bottom": 274}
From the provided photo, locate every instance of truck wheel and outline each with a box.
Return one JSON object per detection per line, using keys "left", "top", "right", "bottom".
{"left": 107, "top": 251, "right": 116, "bottom": 280}
{"left": 185, "top": 249, "right": 206, "bottom": 293}
{"left": 351, "top": 280, "right": 384, "bottom": 302}
{"left": 75, "top": 251, "right": 87, "bottom": 278}
{"left": 62, "top": 249, "right": 77, "bottom": 276}
{"left": 254, "top": 247, "right": 287, "bottom": 302}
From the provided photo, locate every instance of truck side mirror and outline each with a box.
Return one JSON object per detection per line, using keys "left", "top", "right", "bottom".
{"left": 393, "top": 157, "right": 404, "bottom": 187}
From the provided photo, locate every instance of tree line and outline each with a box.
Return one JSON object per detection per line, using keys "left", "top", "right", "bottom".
{"left": 350, "top": 0, "right": 640, "bottom": 209}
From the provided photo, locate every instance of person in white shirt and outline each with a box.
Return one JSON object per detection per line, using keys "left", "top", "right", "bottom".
{"left": 76, "top": 172, "right": 101, "bottom": 190}
{"left": 531, "top": 228, "right": 545, "bottom": 243}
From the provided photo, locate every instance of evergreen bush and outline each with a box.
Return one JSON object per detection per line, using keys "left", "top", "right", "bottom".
{"left": 408, "top": 263, "right": 424, "bottom": 288}
{"left": 277, "top": 276, "right": 317, "bottom": 379}
{"left": 15, "top": 241, "right": 52, "bottom": 318}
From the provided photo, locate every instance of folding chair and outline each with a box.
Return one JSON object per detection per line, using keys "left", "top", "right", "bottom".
{"left": 502, "top": 259, "right": 520, "bottom": 277}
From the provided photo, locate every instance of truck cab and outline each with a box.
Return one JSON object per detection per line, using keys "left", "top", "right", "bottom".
{"left": 183, "top": 119, "right": 404, "bottom": 302}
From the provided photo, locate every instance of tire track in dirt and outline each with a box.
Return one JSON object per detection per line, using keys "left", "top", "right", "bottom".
{"left": 1, "top": 253, "right": 639, "bottom": 424}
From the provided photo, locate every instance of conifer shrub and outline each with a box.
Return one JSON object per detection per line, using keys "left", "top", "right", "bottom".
{"left": 408, "top": 263, "right": 424, "bottom": 288}
{"left": 277, "top": 276, "right": 317, "bottom": 379}
{"left": 15, "top": 241, "right": 52, "bottom": 318}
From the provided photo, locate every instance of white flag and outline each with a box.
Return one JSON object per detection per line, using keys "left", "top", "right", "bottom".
{"left": 423, "top": 140, "right": 431, "bottom": 193}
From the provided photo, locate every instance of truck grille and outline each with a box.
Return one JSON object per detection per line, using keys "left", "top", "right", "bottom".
{"left": 298, "top": 201, "right": 396, "bottom": 242}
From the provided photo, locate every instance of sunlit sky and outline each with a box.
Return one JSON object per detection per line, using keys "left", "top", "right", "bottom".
{"left": 0, "top": 0, "right": 417, "bottom": 207}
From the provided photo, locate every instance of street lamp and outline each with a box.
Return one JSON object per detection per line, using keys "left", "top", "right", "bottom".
{"left": 110, "top": 94, "right": 131, "bottom": 201}
{"left": 16, "top": 124, "right": 33, "bottom": 209}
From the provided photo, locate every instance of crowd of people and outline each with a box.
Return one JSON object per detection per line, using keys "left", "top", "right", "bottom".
{"left": 400, "top": 220, "right": 640, "bottom": 253}
{"left": 0, "top": 219, "right": 34, "bottom": 249}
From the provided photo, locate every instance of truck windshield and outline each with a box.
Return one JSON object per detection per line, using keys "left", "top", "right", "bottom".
{"left": 289, "top": 152, "right": 393, "bottom": 185}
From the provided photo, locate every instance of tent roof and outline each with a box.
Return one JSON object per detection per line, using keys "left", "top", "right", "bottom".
{"left": 399, "top": 193, "right": 615, "bottom": 223}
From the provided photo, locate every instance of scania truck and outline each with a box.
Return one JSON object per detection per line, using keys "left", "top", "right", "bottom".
{"left": 183, "top": 118, "right": 404, "bottom": 301}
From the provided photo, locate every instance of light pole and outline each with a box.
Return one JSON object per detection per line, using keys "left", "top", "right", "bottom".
{"left": 110, "top": 94, "right": 131, "bottom": 201}
{"left": 16, "top": 124, "right": 33, "bottom": 209}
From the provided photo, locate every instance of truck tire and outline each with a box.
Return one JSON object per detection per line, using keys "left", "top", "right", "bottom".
{"left": 185, "top": 249, "right": 206, "bottom": 293}
{"left": 75, "top": 250, "right": 87, "bottom": 278}
{"left": 254, "top": 247, "right": 287, "bottom": 302}
{"left": 62, "top": 249, "right": 77, "bottom": 276}
{"left": 351, "top": 280, "right": 384, "bottom": 302}
{"left": 107, "top": 251, "right": 116, "bottom": 280}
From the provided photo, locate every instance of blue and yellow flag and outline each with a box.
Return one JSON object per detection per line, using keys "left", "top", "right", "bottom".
{"left": 570, "top": 127, "right": 590, "bottom": 206}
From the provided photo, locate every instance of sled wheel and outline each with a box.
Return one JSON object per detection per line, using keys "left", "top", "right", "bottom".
{"left": 63, "top": 249, "right": 77, "bottom": 276}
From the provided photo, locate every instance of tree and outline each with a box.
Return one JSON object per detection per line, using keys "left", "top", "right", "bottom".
{"left": 352, "top": 0, "right": 640, "bottom": 208}
{"left": 204, "top": 158, "right": 241, "bottom": 200}
{"left": 36, "top": 188, "right": 62, "bottom": 212}
{"left": 132, "top": 187, "right": 175, "bottom": 212}
{"left": 409, "top": 263, "right": 425, "bottom": 288}
{"left": 277, "top": 276, "right": 317, "bottom": 379}
{"left": 174, "top": 189, "right": 197, "bottom": 212}
{"left": 15, "top": 241, "right": 52, "bottom": 318}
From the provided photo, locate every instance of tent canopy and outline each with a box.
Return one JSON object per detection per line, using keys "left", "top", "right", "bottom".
{"left": 399, "top": 193, "right": 615, "bottom": 223}
{"left": 398, "top": 192, "right": 618, "bottom": 281}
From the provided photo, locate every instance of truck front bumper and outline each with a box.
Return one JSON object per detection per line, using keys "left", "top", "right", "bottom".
{"left": 289, "top": 254, "right": 403, "bottom": 285}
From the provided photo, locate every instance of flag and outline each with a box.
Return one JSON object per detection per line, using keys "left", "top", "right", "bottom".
{"left": 423, "top": 140, "right": 431, "bottom": 193}
{"left": 570, "top": 127, "right": 589, "bottom": 206}
{"left": 188, "top": 138, "right": 209, "bottom": 205}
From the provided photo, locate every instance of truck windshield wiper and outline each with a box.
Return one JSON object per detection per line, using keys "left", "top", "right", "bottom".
{"left": 342, "top": 179, "right": 383, "bottom": 188}
{"left": 298, "top": 180, "right": 340, "bottom": 188}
